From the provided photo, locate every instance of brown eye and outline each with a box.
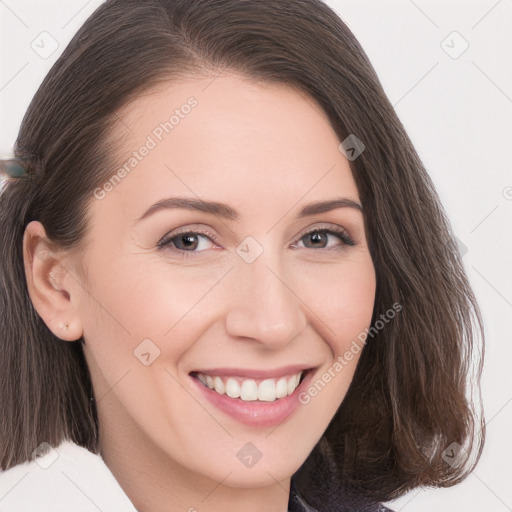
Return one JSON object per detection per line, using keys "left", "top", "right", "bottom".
{"left": 296, "top": 228, "right": 355, "bottom": 250}
{"left": 157, "top": 229, "right": 218, "bottom": 256}
{"left": 172, "top": 233, "right": 201, "bottom": 251}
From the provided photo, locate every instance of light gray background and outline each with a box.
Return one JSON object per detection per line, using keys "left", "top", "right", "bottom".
{"left": 1, "top": 1, "right": 511, "bottom": 510}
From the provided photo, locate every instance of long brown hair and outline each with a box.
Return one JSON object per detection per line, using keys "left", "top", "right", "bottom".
{"left": 0, "top": 0, "right": 485, "bottom": 506}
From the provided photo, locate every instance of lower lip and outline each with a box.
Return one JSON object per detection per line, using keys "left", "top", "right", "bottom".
{"left": 190, "top": 370, "right": 313, "bottom": 428}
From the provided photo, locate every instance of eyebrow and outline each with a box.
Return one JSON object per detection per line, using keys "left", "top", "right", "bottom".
{"left": 134, "top": 196, "right": 363, "bottom": 223}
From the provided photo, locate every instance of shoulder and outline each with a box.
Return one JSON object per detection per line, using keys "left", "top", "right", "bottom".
{"left": 0, "top": 440, "right": 137, "bottom": 512}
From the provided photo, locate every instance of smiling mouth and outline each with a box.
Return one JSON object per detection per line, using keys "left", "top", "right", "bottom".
{"left": 190, "top": 370, "right": 309, "bottom": 402}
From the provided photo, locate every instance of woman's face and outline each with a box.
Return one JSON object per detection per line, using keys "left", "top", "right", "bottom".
{"left": 69, "top": 74, "right": 376, "bottom": 489}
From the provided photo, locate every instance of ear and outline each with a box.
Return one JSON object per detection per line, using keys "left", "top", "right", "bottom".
{"left": 23, "top": 220, "right": 84, "bottom": 342}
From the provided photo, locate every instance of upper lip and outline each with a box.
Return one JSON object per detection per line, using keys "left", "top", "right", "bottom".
{"left": 190, "top": 364, "right": 314, "bottom": 380}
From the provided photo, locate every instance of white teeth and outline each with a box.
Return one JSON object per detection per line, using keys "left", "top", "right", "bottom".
{"left": 287, "top": 378, "right": 295, "bottom": 395}
{"left": 240, "top": 380, "right": 258, "bottom": 401}
{"left": 225, "top": 378, "right": 240, "bottom": 398}
{"left": 276, "top": 377, "right": 288, "bottom": 398}
{"left": 195, "top": 371, "right": 304, "bottom": 402}
{"left": 213, "top": 376, "right": 225, "bottom": 394}
{"left": 259, "top": 379, "right": 276, "bottom": 402}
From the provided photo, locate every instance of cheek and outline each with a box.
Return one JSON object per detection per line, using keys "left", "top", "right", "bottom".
{"left": 78, "top": 253, "right": 235, "bottom": 411}
{"left": 294, "top": 257, "right": 375, "bottom": 416}
{"left": 80, "top": 247, "right": 220, "bottom": 340}
{"left": 81, "top": 248, "right": 375, "bottom": 364}
{"left": 297, "top": 254, "right": 376, "bottom": 352}
{"left": 80, "top": 242, "right": 375, "bottom": 372}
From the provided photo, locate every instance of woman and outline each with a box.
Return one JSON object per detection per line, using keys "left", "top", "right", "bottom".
{"left": 0, "top": 1, "right": 485, "bottom": 511}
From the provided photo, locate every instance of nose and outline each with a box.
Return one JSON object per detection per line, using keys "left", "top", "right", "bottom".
{"left": 224, "top": 252, "right": 308, "bottom": 348}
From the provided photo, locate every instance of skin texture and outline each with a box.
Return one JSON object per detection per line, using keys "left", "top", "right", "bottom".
{"left": 23, "top": 73, "right": 376, "bottom": 512}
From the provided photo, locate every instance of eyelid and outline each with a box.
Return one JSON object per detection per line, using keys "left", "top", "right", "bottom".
{"left": 296, "top": 222, "right": 352, "bottom": 239}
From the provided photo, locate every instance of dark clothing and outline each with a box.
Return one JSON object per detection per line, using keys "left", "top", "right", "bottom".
{"left": 288, "top": 478, "right": 393, "bottom": 512}
{"left": 286, "top": 434, "right": 397, "bottom": 512}
{"left": 288, "top": 475, "right": 395, "bottom": 512}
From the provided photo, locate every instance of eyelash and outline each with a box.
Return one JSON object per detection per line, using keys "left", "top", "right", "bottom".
{"left": 157, "top": 225, "right": 356, "bottom": 258}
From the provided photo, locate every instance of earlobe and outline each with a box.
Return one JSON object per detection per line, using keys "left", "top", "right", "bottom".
{"left": 22, "top": 220, "right": 84, "bottom": 342}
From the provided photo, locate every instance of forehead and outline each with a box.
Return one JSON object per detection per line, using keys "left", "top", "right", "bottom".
{"left": 98, "top": 73, "right": 360, "bottom": 221}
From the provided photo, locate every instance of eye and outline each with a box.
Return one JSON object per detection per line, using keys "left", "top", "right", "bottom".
{"left": 293, "top": 226, "right": 355, "bottom": 250}
{"left": 157, "top": 229, "right": 218, "bottom": 256}
{"left": 157, "top": 224, "right": 356, "bottom": 258}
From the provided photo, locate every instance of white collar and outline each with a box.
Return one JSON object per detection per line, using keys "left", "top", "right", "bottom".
{"left": 0, "top": 440, "right": 137, "bottom": 512}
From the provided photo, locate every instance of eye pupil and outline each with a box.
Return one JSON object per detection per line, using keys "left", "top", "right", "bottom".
{"left": 177, "top": 234, "right": 198, "bottom": 250}
{"left": 305, "top": 231, "right": 327, "bottom": 248}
